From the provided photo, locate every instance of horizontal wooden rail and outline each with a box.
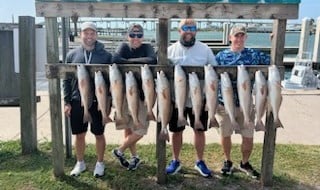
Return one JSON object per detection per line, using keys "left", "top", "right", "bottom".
{"left": 45, "top": 63, "right": 281, "bottom": 80}
{"left": 36, "top": 2, "right": 298, "bottom": 19}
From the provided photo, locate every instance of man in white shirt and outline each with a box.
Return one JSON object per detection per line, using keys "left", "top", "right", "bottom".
{"left": 166, "top": 18, "right": 217, "bottom": 177}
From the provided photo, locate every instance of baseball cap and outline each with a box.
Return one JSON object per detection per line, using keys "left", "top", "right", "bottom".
{"left": 230, "top": 25, "right": 247, "bottom": 36}
{"left": 81, "top": 22, "right": 97, "bottom": 32}
{"left": 128, "top": 23, "right": 144, "bottom": 34}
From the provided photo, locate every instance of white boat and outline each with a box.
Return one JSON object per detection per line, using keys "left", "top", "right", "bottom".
{"left": 282, "top": 52, "right": 320, "bottom": 90}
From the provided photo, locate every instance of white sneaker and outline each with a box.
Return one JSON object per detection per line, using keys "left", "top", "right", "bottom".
{"left": 70, "top": 161, "right": 86, "bottom": 176}
{"left": 93, "top": 162, "right": 105, "bottom": 177}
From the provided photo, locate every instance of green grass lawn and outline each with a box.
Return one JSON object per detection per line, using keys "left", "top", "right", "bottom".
{"left": 0, "top": 140, "right": 319, "bottom": 190}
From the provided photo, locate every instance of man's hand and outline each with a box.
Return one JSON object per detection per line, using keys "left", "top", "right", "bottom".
{"left": 64, "top": 104, "right": 72, "bottom": 117}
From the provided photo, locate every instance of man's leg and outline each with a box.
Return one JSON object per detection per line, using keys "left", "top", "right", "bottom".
{"left": 194, "top": 130, "right": 205, "bottom": 161}
{"left": 95, "top": 134, "right": 106, "bottom": 162}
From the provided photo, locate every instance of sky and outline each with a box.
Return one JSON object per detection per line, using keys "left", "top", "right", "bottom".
{"left": 0, "top": 0, "right": 319, "bottom": 24}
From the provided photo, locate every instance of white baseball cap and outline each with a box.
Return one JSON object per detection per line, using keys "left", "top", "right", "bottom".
{"left": 81, "top": 22, "right": 97, "bottom": 32}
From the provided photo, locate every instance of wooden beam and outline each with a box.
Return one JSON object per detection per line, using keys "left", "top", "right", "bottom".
{"left": 45, "top": 63, "right": 276, "bottom": 80}
{"left": 19, "top": 16, "right": 37, "bottom": 154}
{"left": 45, "top": 17, "right": 65, "bottom": 177}
{"left": 261, "top": 19, "right": 287, "bottom": 187}
{"left": 36, "top": 3, "right": 299, "bottom": 19}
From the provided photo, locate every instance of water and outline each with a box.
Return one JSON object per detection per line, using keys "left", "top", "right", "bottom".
{"left": 143, "top": 30, "right": 315, "bottom": 52}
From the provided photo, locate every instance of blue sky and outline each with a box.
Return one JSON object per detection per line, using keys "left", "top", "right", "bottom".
{"left": 0, "top": 0, "right": 318, "bottom": 23}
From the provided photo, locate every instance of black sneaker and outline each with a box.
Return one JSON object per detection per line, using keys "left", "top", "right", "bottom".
{"left": 239, "top": 161, "right": 260, "bottom": 179}
{"left": 221, "top": 160, "right": 233, "bottom": 175}
{"left": 128, "top": 156, "right": 141, "bottom": 171}
{"left": 112, "top": 149, "right": 129, "bottom": 168}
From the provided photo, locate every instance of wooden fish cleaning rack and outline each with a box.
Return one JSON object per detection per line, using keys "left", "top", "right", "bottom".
{"left": 36, "top": 0, "right": 297, "bottom": 187}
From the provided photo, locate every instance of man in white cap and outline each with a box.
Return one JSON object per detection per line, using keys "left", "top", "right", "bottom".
{"left": 215, "top": 24, "right": 270, "bottom": 179}
{"left": 63, "top": 21, "right": 112, "bottom": 177}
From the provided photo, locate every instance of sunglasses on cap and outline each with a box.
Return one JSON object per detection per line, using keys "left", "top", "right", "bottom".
{"left": 181, "top": 25, "right": 197, "bottom": 32}
{"left": 129, "top": 33, "right": 143, "bottom": 38}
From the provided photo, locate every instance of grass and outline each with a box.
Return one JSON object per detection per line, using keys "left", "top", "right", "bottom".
{"left": 0, "top": 140, "right": 319, "bottom": 190}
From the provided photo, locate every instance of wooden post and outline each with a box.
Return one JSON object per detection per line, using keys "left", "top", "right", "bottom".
{"left": 261, "top": 19, "right": 286, "bottom": 187}
{"left": 61, "top": 17, "right": 72, "bottom": 159}
{"left": 222, "top": 23, "right": 230, "bottom": 45}
{"left": 0, "top": 31, "right": 20, "bottom": 104}
{"left": 19, "top": 16, "right": 37, "bottom": 154}
{"left": 156, "top": 18, "right": 168, "bottom": 184}
{"left": 313, "top": 17, "right": 320, "bottom": 69}
{"left": 298, "top": 17, "right": 312, "bottom": 59}
{"left": 45, "top": 17, "right": 64, "bottom": 177}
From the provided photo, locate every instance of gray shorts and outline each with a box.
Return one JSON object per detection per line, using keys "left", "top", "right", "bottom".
{"left": 115, "top": 98, "right": 149, "bottom": 136}
{"left": 215, "top": 104, "right": 254, "bottom": 138}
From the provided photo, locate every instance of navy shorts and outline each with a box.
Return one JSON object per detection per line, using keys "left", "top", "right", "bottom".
{"left": 70, "top": 100, "right": 105, "bottom": 135}
{"left": 169, "top": 101, "right": 208, "bottom": 133}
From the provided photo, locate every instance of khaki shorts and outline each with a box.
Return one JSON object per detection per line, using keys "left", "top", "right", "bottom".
{"left": 115, "top": 98, "right": 149, "bottom": 136}
{"left": 215, "top": 104, "right": 254, "bottom": 138}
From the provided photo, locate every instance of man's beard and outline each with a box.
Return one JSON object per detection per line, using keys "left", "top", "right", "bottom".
{"left": 179, "top": 35, "right": 196, "bottom": 47}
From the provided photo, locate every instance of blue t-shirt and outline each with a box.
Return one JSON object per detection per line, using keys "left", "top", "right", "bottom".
{"left": 215, "top": 47, "right": 270, "bottom": 106}
{"left": 216, "top": 47, "right": 270, "bottom": 66}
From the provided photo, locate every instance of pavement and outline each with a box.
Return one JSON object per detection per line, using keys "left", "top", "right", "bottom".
{"left": 1, "top": 73, "right": 320, "bottom": 145}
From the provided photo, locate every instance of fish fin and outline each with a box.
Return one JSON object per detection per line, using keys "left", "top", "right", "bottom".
{"left": 205, "top": 103, "right": 209, "bottom": 111}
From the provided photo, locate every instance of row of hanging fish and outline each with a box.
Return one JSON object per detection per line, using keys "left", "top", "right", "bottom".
{"left": 76, "top": 63, "right": 283, "bottom": 139}
{"left": 220, "top": 64, "right": 283, "bottom": 132}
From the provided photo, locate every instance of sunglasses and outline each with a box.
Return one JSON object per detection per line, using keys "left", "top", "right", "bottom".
{"left": 181, "top": 25, "right": 197, "bottom": 32}
{"left": 129, "top": 33, "right": 143, "bottom": 38}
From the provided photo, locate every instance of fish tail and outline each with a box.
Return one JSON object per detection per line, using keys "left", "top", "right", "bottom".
{"left": 147, "top": 111, "right": 156, "bottom": 121}
{"left": 159, "top": 128, "right": 170, "bottom": 142}
{"left": 102, "top": 115, "right": 113, "bottom": 125}
{"left": 194, "top": 120, "right": 204, "bottom": 130}
{"left": 231, "top": 120, "right": 240, "bottom": 132}
{"left": 244, "top": 120, "right": 255, "bottom": 129}
{"left": 208, "top": 117, "right": 219, "bottom": 129}
{"left": 83, "top": 110, "right": 92, "bottom": 123}
{"left": 177, "top": 117, "right": 189, "bottom": 127}
{"left": 255, "top": 120, "right": 265, "bottom": 132}
{"left": 274, "top": 118, "right": 284, "bottom": 128}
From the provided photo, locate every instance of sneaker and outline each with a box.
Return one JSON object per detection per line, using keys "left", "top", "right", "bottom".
{"left": 239, "top": 161, "right": 260, "bottom": 179}
{"left": 70, "top": 161, "right": 86, "bottom": 176}
{"left": 166, "top": 160, "right": 181, "bottom": 175}
{"left": 128, "top": 156, "right": 141, "bottom": 171}
{"left": 93, "top": 162, "right": 105, "bottom": 177}
{"left": 194, "top": 160, "right": 212, "bottom": 177}
{"left": 112, "top": 149, "right": 129, "bottom": 168}
{"left": 221, "top": 160, "right": 233, "bottom": 175}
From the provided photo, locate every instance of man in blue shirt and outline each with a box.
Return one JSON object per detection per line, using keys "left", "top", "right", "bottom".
{"left": 215, "top": 25, "right": 270, "bottom": 179}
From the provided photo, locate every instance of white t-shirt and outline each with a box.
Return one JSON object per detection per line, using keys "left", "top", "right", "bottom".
{"left": 168, "top": 40, "right": 218, "bottom": 66}
{"left": 168, "top": 40, "right": 217, "bottom": 107}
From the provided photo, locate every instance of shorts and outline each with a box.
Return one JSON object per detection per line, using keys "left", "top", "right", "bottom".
{"left": 215, "top": 104, "right": 254, "bottom": 138}
{"left": 115, "top": 98, "right": 149, "bottom": 136}
{"left": 70, "top": 100, "right": 105, "bottom": 135}
{"left": 169, "top": 102, "right": 208, "bottom": 133}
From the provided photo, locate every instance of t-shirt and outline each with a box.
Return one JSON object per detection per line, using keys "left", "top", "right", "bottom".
{"left": 215, "top": 47, "right": 270, "bottom": 106}
{"left": 168, "top": 40, "right": 217, "bottom": 107}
